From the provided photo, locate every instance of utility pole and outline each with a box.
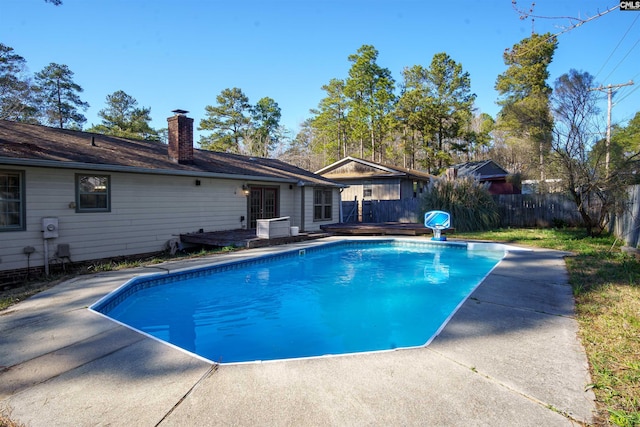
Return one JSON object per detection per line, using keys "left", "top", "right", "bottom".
{"left": 590, "top": 80, "right": 634, "bottom": 177}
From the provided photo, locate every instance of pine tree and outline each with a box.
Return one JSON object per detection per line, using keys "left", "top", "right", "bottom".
{"left": 87, "top": 90, "right": 159, "bottom": 140}
{"left": 247, "top": 97, "right": 281, "bottom": 157}
{"left": 199, "top": 88, "right": 252, "bottom": 153}
{"left": 344, "top": 45, "right": 396, "bottom": 162}
{"left": 495, "top": 33, "right": 557, "bottom": 181}
{"left": 310, "top": 78, "right": 349, "bottom": 163}
{"left": 0, "top": 43, "right": 38, "bottom": 122}
{"left": 33, "top": 63, "right": 89, "bottom": 129}
{"left": 397, "top": 53, "right": 475, "bottom": 173}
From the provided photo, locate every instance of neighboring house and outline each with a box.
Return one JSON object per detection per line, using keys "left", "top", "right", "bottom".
{"left": 0, "top": 112, "right": 344, "bottom": 281}
{"left": 446, "top": 160, "right": 521, "bottom": 195}
{"left": 316, "top": 156, "right": 435, "bottom": 202}
{"left": 521, "top": 179, "right": 563, "bottom": 194}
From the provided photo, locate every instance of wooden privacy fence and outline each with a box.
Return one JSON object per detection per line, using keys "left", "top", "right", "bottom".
{"left": 341, "top": 198, "right": 421, "bottom": 223}
{"left": 368, "top": 199, "right": 421, "bottom": 223}
{"left": 342, "top": 200, "right": 359, "bottom": 223}
{"left": 492, "top": 194, "right": 584, "bottom": 228}
{"left": 341, "top": 195, "right": 583, "bottom": 226}
{"left": 495, "top": 190, "right": 640, "bottom": 246}
{"left": 340, "top": 185, "right": 640, "bottom": 247}
{"left": 612, "top": 185, "right": 640, "bottom": 248}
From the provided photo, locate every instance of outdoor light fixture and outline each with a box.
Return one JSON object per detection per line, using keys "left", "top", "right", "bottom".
{"left": 242, "top": 184, "right": 250, "bottom": 196}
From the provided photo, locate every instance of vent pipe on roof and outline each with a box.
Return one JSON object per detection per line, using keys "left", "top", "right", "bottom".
{"left": 167, "top": 109, "right": 194, "bottom": 164}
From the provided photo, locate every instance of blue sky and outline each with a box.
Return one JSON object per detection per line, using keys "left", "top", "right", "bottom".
{"left": 2, "top": 0, "right": 639, "bottom": 144}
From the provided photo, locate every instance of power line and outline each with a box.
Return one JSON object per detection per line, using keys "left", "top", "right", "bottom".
{"left": 615, "top": 83, "right": 640, "bottom": 107}
{"left": 601, "top": 37, "right": 640, "bottom": 83}
{"left": 613, "top": 68, "right": 640, "bottom": 110}
{"left": 594, "top": 14, "right": 639, "bottom": 79}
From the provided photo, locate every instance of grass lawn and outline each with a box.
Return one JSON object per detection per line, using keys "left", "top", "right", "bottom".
{"left": 1, "top": 228, "right": 639, "bottom": 426}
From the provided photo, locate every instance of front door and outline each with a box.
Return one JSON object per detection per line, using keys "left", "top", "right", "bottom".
{"left": 249, "top": 186, "right": 279, "bottom": 229}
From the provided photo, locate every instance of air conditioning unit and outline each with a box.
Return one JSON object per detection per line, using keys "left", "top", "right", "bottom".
{"left": 42, "top": 217, "right": 59, "bottom": 239}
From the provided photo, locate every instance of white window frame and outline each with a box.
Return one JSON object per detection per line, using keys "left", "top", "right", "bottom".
{"left": 313, "top": 188, "right": 333, "bottom": 221}
{"left": 75, "top": 174, "right": 111, "bottom": 213}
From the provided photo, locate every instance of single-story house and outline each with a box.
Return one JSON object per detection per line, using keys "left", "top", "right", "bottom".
{"left": 0, "top": 111, "right": 344, "bottom": 281}
{"left": 316, "top": 156, "right": 435, "bottom": 202}
{"left": 446, "top": 160, "right": 521, "bottom": 195}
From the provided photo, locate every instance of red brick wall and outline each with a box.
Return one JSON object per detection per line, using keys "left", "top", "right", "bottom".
{"left": 167, "top": 114, "right": 194, "bottom": 164}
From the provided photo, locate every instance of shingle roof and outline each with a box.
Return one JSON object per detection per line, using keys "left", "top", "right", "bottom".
{"left": 0, "top": 120, "right": 343, "bottom": 187}
{"left": 316, "top": 156, "right": 435, "bottom": 181}
{"left": 451, "top": 160, "right": 509, "bottom": 179}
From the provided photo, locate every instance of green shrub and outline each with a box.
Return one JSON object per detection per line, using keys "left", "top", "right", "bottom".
{"left": 421, "top": 177, "right": 500, "bottom": 232}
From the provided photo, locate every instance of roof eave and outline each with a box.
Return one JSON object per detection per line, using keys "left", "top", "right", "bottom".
{"left": 0, "top": 157, "right": 344, "bottom": 187}
{"left": 316, "top": 156, "right": 404, "bottom": 176}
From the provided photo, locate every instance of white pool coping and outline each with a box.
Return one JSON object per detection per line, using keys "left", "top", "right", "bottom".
{"left": 88, "top": 236, "right": 532, "bottom": 366}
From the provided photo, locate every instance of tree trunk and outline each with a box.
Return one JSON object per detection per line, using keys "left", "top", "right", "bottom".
{"left": 539, "top": 139, "right": 545, "bottom": 182}
{"left": 370, "top": 125, "right": 375, "bottom": 162}
{"left": 570, "top": 188, "right": 604, "bottom": 237}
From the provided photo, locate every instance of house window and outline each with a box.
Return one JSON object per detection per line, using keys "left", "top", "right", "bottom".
{"left": 363, "top": 180, "right": 372, "bottom": 198}
{"left": 76, "top": 174, "right": 110, "bottom": 212}
{"left": 0, "top": 170, "right": 25, "bottom": 231}
{"left": 314, "top": 188, "right": 333, "bottom": 221}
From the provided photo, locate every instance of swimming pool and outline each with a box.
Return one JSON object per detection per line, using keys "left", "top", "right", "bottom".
{"left": 91, "top": 239, "right": 507, "bottom": 364}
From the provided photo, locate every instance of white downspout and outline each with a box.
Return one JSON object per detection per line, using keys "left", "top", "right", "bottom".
{"left": 339, "top": 188, "right": 344, "bottom": 223}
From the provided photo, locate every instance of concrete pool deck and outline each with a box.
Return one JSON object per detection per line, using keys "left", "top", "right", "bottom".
{"left": 0, "top": 237, "right": 595, "bottom": 426}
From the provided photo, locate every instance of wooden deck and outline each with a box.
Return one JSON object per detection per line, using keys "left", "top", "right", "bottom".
{"left": 321, "top": 222, "right": 438, "bottom": 236}
{"left": 180, "top": 223, "right": 448, "bottom": 249}
{"left": 180, "top": 229, "right": 330, "bottom": 249}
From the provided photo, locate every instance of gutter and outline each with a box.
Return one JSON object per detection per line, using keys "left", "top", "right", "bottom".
{"left": 0, "top": 157, "right": 345, "bottom": 187}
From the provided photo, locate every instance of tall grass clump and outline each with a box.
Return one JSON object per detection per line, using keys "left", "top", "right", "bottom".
{"left": 421, "top": 177, "right": 500, "bottom": 232}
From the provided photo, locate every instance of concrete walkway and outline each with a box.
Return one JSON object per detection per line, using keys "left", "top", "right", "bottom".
{"left": 0, "top": 238, "right": 595, "bottom": 426}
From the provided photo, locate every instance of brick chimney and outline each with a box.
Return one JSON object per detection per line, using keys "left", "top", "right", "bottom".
{"left": 167, "top": 109, "right": 194, "bottom": 164}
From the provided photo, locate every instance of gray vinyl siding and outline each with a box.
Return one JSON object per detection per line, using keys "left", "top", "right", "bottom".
{"left": 0, "top": 166, "right": 315, "bottom": 273}
{"left": 338, "top": 178, "right": 430, "bottom": 202}
{"left": 339, "top": 184, "right": 360, "bottom": 203}
{"left": 373, "top": 179, "right": 400, "bottom": 200}
{"left": 337, "top": 178, "right": 402, "bottom": 202}
{"left": 283, "top": 184, "right": 302, "bottom": 229}
{"left": 304, "top": 187, "right": 339, "bottom": 229}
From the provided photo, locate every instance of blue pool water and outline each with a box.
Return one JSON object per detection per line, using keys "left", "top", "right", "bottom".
{"left": 93, "top": 240, "right": 505, "bottom": 363}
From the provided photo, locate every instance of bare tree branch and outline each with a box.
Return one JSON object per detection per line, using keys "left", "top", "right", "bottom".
{"left": 512, "top": 1, "right": 619, "bottom": 28}
{"left": 509, "top": 2, "right": 620, "bottom": 57}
